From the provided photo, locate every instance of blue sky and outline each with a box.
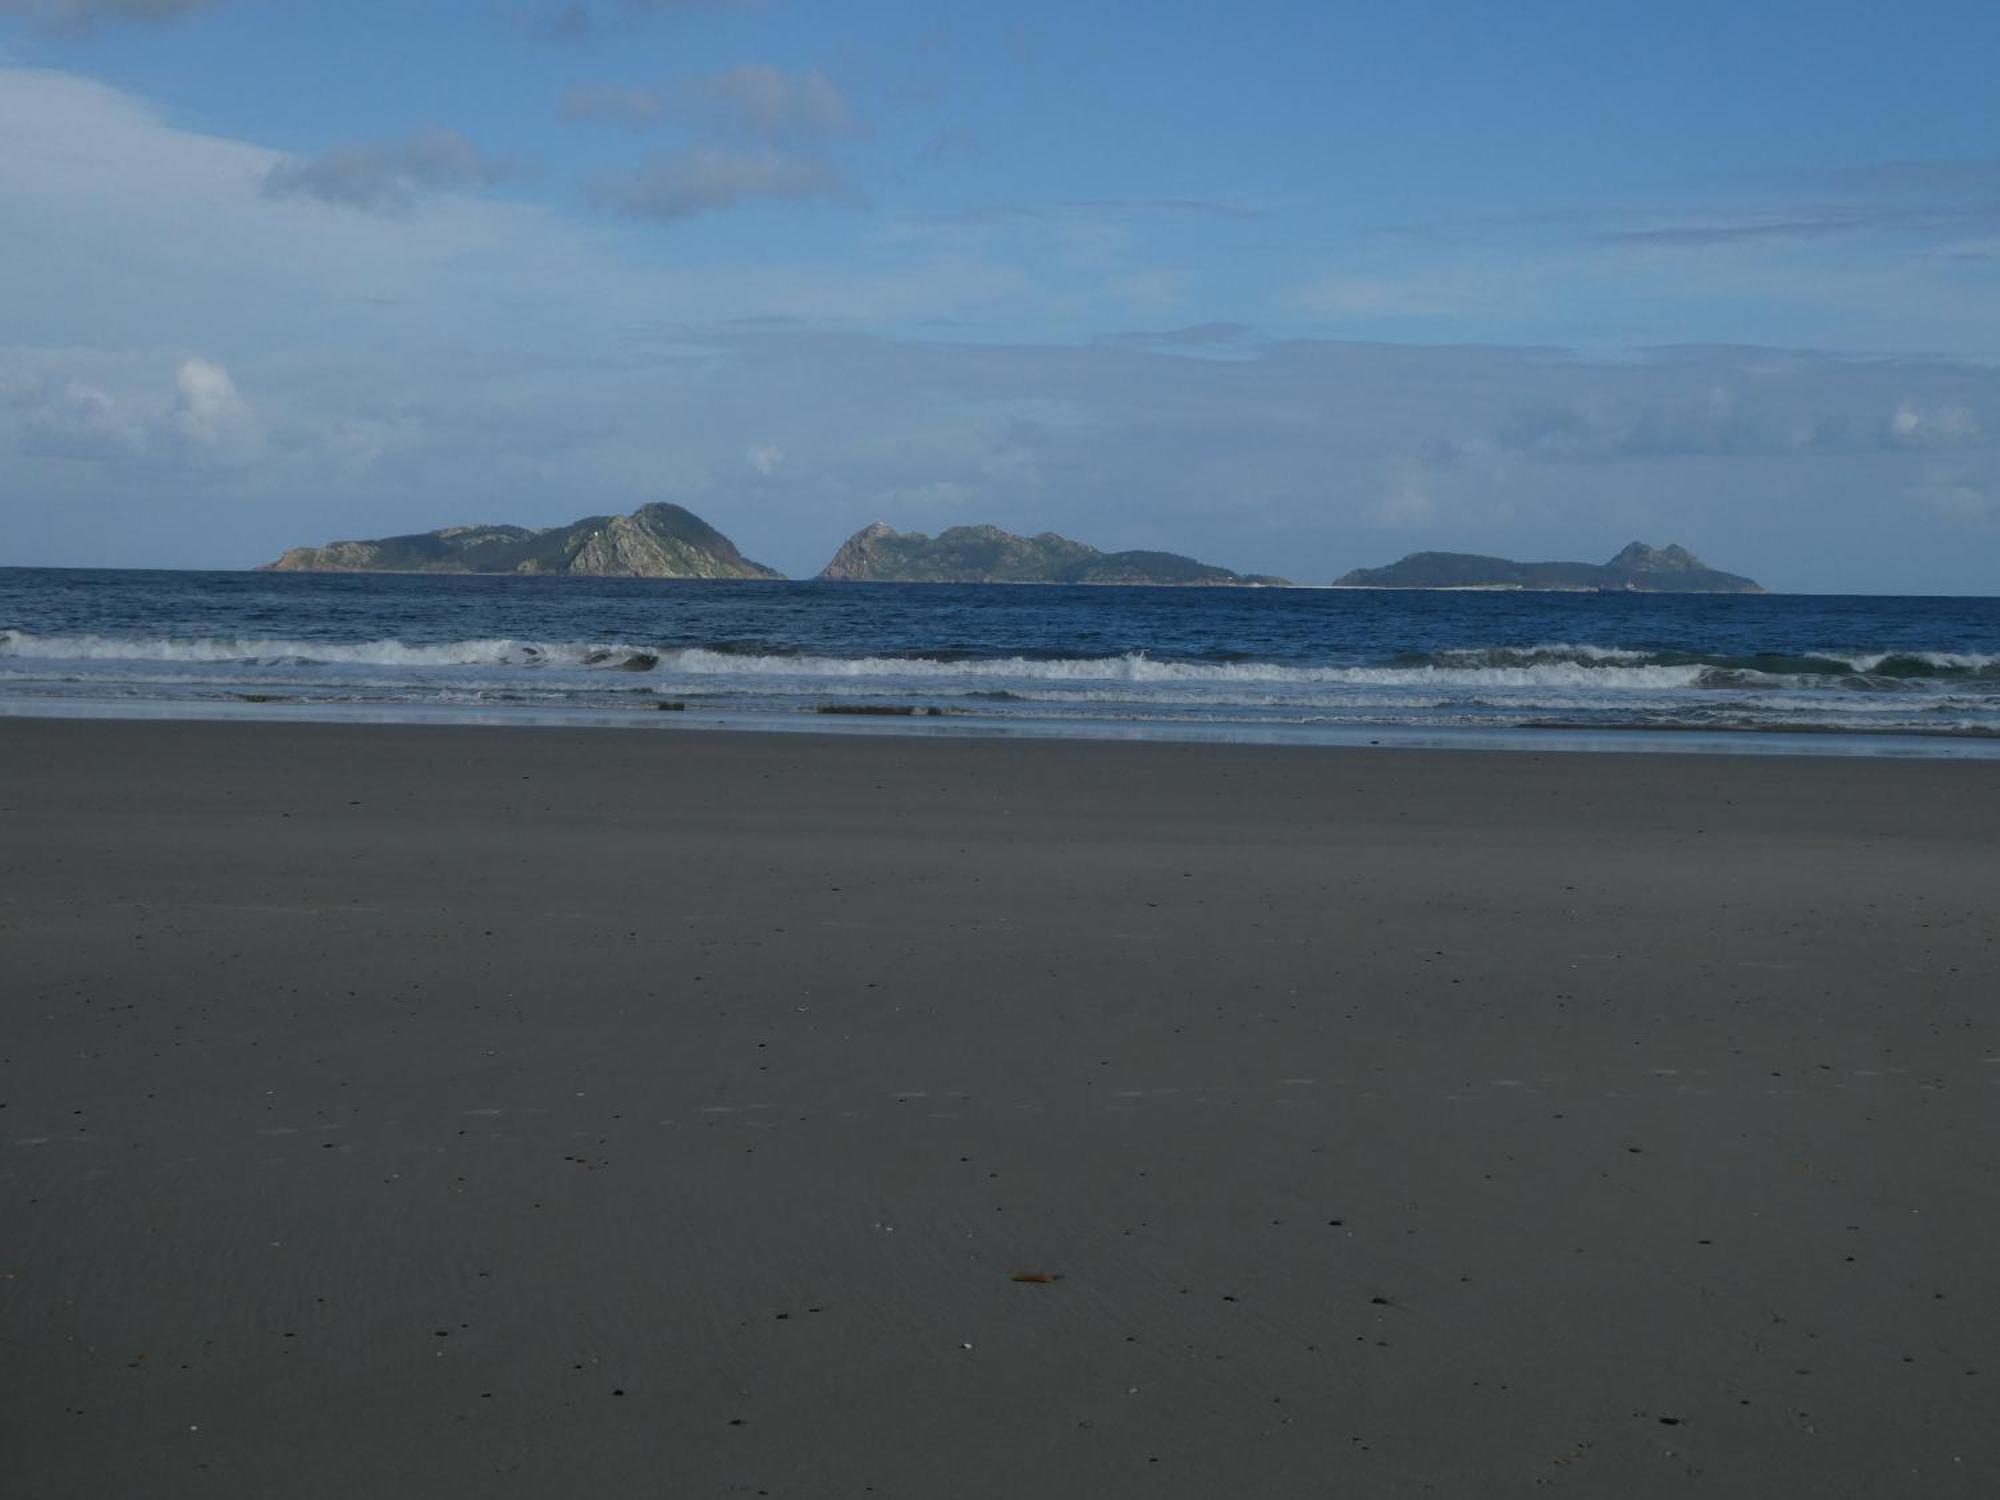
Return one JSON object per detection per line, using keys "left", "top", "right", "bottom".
{"left": 2, "top": 0, "right": 1998, "bottom": 590}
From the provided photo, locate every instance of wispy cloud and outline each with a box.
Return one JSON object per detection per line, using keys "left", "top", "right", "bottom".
{"left": 560, "top": 82, "right": 665, "bottom": 130}
{"left": 1109, "top": 268, "right": 1191, "bottom": 317}
{"left": 910, "top": 198, "right": 1263, "bottom": 230}
{"left": 1094, "top": 323, "right": 1266, "bottom": 360}
{"left": 564, "top": 66, "right": 860, "bottom": 226}
{"left": 1908, "top": 475, "right": 1994, "bottom": 525}
{"left": 590, "top": 146, "right": 846, "bottom": 222}
{"left": 1820, "top": 157, "right": 2000, "bottom": 196}
{"left": 1594, "top": 201, "right": 2000, "bottom": 249}
{"left": 918, "top": 127, "right": 983, "bottom": 165}
{"left": 0, "top": 0, "right": 216, "bottom": 27}
{"left": 563, "top": 66, "right": 860, "bottom": 143}
{"left": 535, "top": 3, "right": 592, "bottom": 42}
{"left": 261, "top": 128, "right": 514, "bottom": 213}
{"left": 1286, "top": 262, "right": 1557, "bottom": 323}
{"left": 691, "top": 65, "right": 857, "bottom": 144}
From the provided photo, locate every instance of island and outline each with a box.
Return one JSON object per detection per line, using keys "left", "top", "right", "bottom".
{"left": 260, "top": 503, "right": 782, "bottom": 580}
{"left": 1333, "top": 542, "right": 1763, "bottom": 593}
{"left": 819, "top": 522, "right": 1291, "bottom": 586}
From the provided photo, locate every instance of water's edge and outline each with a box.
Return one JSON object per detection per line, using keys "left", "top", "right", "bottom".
{"left": 6, "top": 694, "right": 1995, "bottom": 760}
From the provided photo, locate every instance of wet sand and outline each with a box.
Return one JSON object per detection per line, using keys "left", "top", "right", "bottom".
{"left": 3, "top": 717, "right": 1997, "bottom": 1498}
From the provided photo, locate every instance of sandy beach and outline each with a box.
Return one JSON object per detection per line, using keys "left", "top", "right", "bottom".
{"left": 2, "top": 717, "right": 1996, "bottom": 1498}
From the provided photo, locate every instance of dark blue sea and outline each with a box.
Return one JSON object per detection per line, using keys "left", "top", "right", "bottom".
{"left": 3, "top": 569, "right": 1997, "bottom": 755}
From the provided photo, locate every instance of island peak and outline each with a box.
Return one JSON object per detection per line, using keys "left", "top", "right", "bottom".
{"left": 262, "top": 502, "right": 780, "bottom": 580}
{"left": 818, "top": 522, "right": 1289, "bottom": 587}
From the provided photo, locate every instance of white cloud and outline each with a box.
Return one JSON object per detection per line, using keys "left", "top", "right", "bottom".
{"left": 1889, "top": 400, "right": 1981, "bottom": 448}
{"left": 0, "top": 69, "right": 1022, "bottom": 335}
{"left": 0, "top": 71, "right": 536, "bottom": 300}
{"left": 168, "top": 355, "right": 258, "bottom": 460}
{"left": 11, "top": 325, "right": 2000, "bottom": 589}
{"left": 3, "top": 348, "right": 255, "bottom": 468}
{"left": 15, "top": 374, "right": 147, "bottom": 460}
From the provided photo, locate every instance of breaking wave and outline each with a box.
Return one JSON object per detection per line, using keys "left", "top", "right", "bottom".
{"left": 0, "top": 631, "right": 612, "bottom": 668}
{"left": 1401, "top": 643, "right": 2000, "bottom": 681}
{"left": 4, "top": 631, "right": 1995, "bottom": 689}
{"left": 3, "top": 626, "right": 1995, "bottom": 742}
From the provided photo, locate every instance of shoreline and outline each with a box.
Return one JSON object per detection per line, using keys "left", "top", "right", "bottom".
{"left": 3, "top": 692, "right": 1998, "bottom": 760}
{"left": 4, "top": 717, "right": 1998, "bottom": 1496}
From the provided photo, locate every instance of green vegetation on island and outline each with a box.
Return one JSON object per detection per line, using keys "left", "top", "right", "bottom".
{"left": 819, "top": 522, "right": 1291, "bottom": 586}
{"left": 1333, "top": 542, "right": 1763, "bottom": 593}
{"left": 260, "top": 503, "right": 782, "bottom": 580}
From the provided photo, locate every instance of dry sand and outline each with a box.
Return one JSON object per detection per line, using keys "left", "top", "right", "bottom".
{"left": 2, "top": 717, "right": 1997, "bottom": 1497}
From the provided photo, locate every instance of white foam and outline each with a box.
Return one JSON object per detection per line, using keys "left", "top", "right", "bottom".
{"left": 0, "top": 631, "right": 1714, "bottom": 688}
{"left": 0, "top": 631, "right": 640, "bottom": 668}
{"left": 1844, "top": 649, "right": 1999, "bottom": 673}
{"left": 5, "top": 630, "right": 1995, "bottom": 738}
{"left": 654, "top": 647, "right": 1711, "bottom": 691}
{"left": 1424, "top": 642, "right": 1658, "bottom": 666}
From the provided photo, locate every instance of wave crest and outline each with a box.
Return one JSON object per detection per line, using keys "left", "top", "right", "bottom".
{"left": 3, "top": 631, "right": 1993, "bottom": 699}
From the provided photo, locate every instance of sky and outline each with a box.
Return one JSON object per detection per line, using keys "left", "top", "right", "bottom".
{"left": 1, "top": 1, "right": 1998, "bottom": 591}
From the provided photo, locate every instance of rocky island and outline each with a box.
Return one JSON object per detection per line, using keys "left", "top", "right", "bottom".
{"left": 261, "top": 503, "right": 781, "bottom": 580}
{"left": 820, "top": 522, "right": 1290, "bottom": 587}
{"left": 1333, "top": 542, "right": 1763, "bottom": 593}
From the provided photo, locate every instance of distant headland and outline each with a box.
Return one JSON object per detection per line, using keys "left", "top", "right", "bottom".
{"left": 818, "top": 522, "right": 1290, "bottom": 587}
{"left": 1333, "top": 542, "right": 1763, "bottom": 594}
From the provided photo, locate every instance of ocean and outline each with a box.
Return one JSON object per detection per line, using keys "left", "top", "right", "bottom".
{"left": 3, "top": 568, "right": 1997, "bottom": 755}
